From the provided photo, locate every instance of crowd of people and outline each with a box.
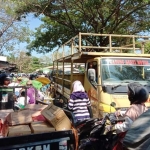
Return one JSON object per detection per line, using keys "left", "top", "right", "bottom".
{"left": 0, "top": 73, "right": 51, "bottom": 109}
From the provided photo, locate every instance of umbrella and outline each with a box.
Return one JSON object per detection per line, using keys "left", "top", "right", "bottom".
{"left": 36, "top": 77, "right": 50, "bottom": 85}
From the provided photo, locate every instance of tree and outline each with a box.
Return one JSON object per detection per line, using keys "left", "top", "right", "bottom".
{"left": 39, "top": 54, "right": 53, "bottom": 66}
{"left": 8, "top": 50, "right": 44, "bottom": 73}
{"left": 30, "top": 57, "right": 43, "bottom": 72}
{"left": 0, "top": 0, "right": 31, "bottom": 54}
{"left": 8, "top": 50, "right": 31, "bottom": 73}
{"left": 12, "top": 0, "right": 150, "bottom": 53}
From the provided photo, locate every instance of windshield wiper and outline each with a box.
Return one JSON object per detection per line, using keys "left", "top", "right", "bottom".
{"left": 112, "top": 80, "right": 135, "bottom": 90}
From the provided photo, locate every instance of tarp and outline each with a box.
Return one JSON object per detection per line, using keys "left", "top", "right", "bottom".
{"left": 123, "top": 109, "right": 150, "bottom": 150}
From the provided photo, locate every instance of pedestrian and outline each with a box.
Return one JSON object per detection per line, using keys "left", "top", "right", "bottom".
{"left": 0, "top": 73, "right": 11, "bottom": 86}
{"left": 26, "top": 80, "right": 36, "bottom": 104}
{"left": 68, "top": 80, "right": 91, "bottom": 122}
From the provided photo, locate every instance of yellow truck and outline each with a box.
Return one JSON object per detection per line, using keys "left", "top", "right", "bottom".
{"left": 52, "top": 32, "right": 150, "bottom": 118}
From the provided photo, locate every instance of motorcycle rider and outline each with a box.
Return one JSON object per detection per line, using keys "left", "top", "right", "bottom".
{"left": 106, "top": 82, "right": 149, "bottom": 150}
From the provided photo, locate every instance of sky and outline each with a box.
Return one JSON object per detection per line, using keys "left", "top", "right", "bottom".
{"left": 16, "top": 14, "right": 52, "bottom": 58}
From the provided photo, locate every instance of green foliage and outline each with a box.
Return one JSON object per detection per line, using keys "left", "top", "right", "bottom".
{"left": 12, "top": 0, "right": 150, "bottom": 53}
{"left": 7, "top": 50, "right": 43, "bottom": 73}
{"left": 0, "top": 0, "right": 32, "bottom": 54}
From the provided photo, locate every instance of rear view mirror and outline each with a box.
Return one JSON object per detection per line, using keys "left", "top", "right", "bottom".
{"left": 88, "top": 68, "right": 96, "bottom": 82}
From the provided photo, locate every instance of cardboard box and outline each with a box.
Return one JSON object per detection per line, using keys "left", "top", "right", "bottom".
{"left": 7, "top": 109, "right": 32, "bottom": 126}
{"left": 25, "top": 104, "right": 47, "bottom": 111}
{"left": 41, "top": 104, "right": 71, "bottom": 131}
{"left": 8, "top": 125, "right": 31, "bottom": 137}
{"left": 0, "top": 109, "right": 14, "bottom": 124}
{"left": 30, "top": 121, "right": 55, "bottom": 134}
{"left": 30, "top": 110, "right": 46, "bottom": 122}
{"left": 0, "top": 109, "right": 14, "bottom": 138}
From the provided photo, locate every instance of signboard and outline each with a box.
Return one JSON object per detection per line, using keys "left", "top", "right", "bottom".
{"left": 102, "top": 58, "right": 150, "bottom": 65}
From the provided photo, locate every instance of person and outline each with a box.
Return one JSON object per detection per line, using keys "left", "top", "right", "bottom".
{"left": 8, "top": 77, "right": 22, "bottom": 97}
{"left": 0, "top": 73, "right": 11, "bottom": 86}
{"left": 88, "top": 63, "right": 96, "bottom": 81}
{"left": 68, "top": 80, "right": 91, "bottom": 122}
{"left": 26, "top": 80, "right": 36, "bottom": 104}
{"left": 15, "top": 90, "right": 29, "bottom": 109}
{"left": 106, "top": 82, "right": 149, "bottom": 150}
{"left": 0, "top": 73, "right": 15, "bottom": 109}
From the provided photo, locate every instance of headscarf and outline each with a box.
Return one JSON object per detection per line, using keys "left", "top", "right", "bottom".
{"left": 72, "top": 80, "right": 85, "bottom": 93}
{"left": 128, "top": 82, "right": 149, "bottom": 104}
{"left": 71, "top": 80, "right": 88, "bottom": 100}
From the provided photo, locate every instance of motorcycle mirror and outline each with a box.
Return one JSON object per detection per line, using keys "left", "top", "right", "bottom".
{"left": 110, "top": 102, "right": 116, "bottom": 108}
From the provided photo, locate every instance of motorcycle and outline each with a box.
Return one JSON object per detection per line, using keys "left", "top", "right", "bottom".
{"left": 78, "top": 113, "right": 125, "bottom": 150}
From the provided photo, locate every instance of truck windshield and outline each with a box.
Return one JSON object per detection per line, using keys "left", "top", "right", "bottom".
{"left": 101, "top": 58, "right": 150, "bottom": 85}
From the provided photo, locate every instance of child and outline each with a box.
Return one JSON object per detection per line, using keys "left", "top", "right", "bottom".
{"left": 68, "top": 80, "right": 91, "bottom": 122}
{"left": 15, "top": 90, "right": 29, "bottom": 109}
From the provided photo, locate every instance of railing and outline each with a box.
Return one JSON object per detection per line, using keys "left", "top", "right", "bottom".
{"left": 53, "top": 32, "right": 150, "bottom": 61}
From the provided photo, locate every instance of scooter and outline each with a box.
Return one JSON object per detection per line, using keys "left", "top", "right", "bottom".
{"left": 78, "top": 113, "right": 125, "bottom": 150}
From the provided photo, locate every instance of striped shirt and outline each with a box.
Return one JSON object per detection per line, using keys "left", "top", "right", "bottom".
{"left": 68, "top": 92, "right": 91, "bottom": 121}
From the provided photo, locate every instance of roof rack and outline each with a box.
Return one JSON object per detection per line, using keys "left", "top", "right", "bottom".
{"left": 53, "top": 32, "right": 150, "bottom": 62}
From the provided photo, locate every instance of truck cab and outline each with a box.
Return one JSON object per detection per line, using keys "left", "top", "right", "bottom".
{"left": 53, "top": 33, "right": 150, "bottom": 118}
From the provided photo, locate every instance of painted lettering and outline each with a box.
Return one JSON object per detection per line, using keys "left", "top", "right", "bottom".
{"left": 27, "top": 147, "right": 33, "bottom": 150}
{"left": 111, "top": 60, "right": 124, "bottom": 64}
{"left": 35, "top": 146, "right": 42, "bottom": 150}
{"left": 43, "top": 145, "right": 50, "bottom": 150}
{"left": 12, "top": 144, "right": 50, "bottom": 150}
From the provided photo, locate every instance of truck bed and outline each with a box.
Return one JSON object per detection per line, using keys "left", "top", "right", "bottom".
{"left": 0, "top": 130, "right": 74, "bottom": 150}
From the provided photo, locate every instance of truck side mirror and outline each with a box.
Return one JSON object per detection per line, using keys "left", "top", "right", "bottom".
{"left": 88, "top": 68, "right": 96, "bottom": 82}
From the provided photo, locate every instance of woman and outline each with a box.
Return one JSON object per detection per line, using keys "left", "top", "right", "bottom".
{"left": 68, "top": 80, "right": 91, "bottom": 122}
{"left": 106, "top": 82, "right": 149, "bottom": 150}
{"left": 26, "top": 80, "right": 36, "bottom": 104}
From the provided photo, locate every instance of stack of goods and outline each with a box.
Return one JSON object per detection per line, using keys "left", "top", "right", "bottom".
{"left": 0, "top": 109, "right": 14, "bottom": 138}
{"left": 0, "top": 103, "right": 72, "bottom": 138}
{"left": 41, "top": 103, "right": 72, "bottom": 131}
{"left": 7, "top": 109, "right": 33, "bottom": 137}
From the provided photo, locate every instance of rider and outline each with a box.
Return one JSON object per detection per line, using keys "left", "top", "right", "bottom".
{"left": 106, "top": 82, "right": 149, "bottom": 150}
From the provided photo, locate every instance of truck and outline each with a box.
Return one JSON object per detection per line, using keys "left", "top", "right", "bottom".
{"left": 52, "top": 32, "right": 150, "bottom": 118}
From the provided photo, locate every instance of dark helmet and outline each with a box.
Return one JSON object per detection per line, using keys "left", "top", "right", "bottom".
{"left": 0, "top": 73, "right": 11, "bottom": 85}
{"left": 128, "top": 82, "right": 149, "bottom": 104}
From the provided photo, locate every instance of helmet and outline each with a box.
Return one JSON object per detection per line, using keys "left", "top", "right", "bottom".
{"left": 128, "top": 82, "right": 149, "bottom": 104}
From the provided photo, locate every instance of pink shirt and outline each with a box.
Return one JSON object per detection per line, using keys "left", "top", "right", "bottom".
{"left": 125, "top": 104, "right": 148, "bottom": 121}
